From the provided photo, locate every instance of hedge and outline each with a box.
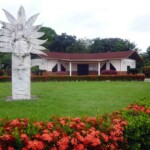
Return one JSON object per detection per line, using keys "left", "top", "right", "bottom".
{"left": 0, "top": 74, "right": 145, "bottom": 82}
{"left": 0, "top": 100, "right": 149, "bottom": 149}
{"left": 31, "top": 74, "right": 145, "bottom": 82}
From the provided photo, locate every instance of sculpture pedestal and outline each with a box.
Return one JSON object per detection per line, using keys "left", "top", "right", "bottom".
{"left": 12, "top": 54, "right": 31, "bottom": 100}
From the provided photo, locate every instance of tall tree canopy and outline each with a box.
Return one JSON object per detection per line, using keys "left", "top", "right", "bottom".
{"left": 89, "top": 38, "right": 139, "bottom": 53}
{"left": 141, "top": 46, "right": 150, "bottom": 66}
{"left": 49, "top": 33, "right": 77, "bottom": 52}
{"left": 0, "top": 53, "right": 11, "bottom": 70}
{"left": 67, "top": 38, "right": 92, "bottom": 53}
{"left": 39, "top": 27, "right": 57, "bottom": 49}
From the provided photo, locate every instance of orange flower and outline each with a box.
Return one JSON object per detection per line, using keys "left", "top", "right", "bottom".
{"left": 34, "top": 122, "right": 44, "bottom": 129}
{"left": 42, "top": 129, "right": 50, "bottom": 134}
{"left": 47, "top": 122, "right": 53, "bottom": 129}
{"left": 91, "top": 138, "right": 101, "bottom": 147}
{"left": 110, "top": 143, "right": 116, "bottom": 150}
{"left": 146, "top": 109, "right": 150, "bottom": 114}
{"left": 9, "top": 119, "right": 20, "bottom": 126}
{"left": 27, "top": 140, "right": 45, "bottom": 150}
{"left": 71, "top": 138, "right": 78, "bottom": 146}
{"left": 52, "top": 131, "right": 60, "bottom": 137}
{"left": 8, "top": 147, "right": 15, "bottom": 150}
{"left": 50, "top": 147, "right": 57, "bottom": 150}
{"left": 21, "top": 134, "right": 28, "bottom": 143}
{"left": 101, "top": 132, "right": 109, "bottom": 143}
{"left": 2, "top": 134, "right": 14, "bottom": 141}
{"left": 41, "top": 133, "right": 52, "bottom": 142}
{"left": 75, "top": 132, "right": 84, "bottom": 142}
{"left": 71, "top": 117, "right": 81, "bottom": 123}
{"left": 57, "top": 136, "right": 69, "bottom": 145}
{"left": 73, "top": 144, "right": 84, "bottom": 150}
{"left": 57, "top": 136, "right": 69, "bottom": 150}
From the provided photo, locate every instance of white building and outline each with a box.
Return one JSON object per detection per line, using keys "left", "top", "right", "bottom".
{"left": 31, "top": 50, "right": 142, "bottom": 76}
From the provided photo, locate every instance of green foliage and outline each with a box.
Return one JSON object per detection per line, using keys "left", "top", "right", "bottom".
{"left": 13, "top": 128, "right": 23, "bottom": 149}
{"left": 0, "top": 76, "right": 11, "bottom": 81}
{"left": 0, "top": 53, "right": 11, "bottom": 70}
{"left": 0, "top": 70, "right": 4, "bottom": 76}
{"left": 49, "top": 33, "right": 77, "bottom": 52}
{"left": 67, "top": 39, "right": 90, "bottom": 53}
{"left": 39, "top": 26, "right": 57, "bottom": 49}
{"left": 89, "top": 38, "right": 138, "bottom": 53}
{"left": 128, "top": 68, "right": 139, "bottom": 74}
{"left": 142, "top": 66, "right": 150, "bottom": 77}
{"left": 123, "top": 111, "right": 150, "bottom": 150}
{"left": 31, "top": 66, "right": 40, "bottom": 75}
{"left": 141, "top": 47, "right": 150, "bottom": 66}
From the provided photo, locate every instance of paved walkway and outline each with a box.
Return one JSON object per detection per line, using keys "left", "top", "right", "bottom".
{"left": 144, "top": 78, "right": 150, "bottom": 82}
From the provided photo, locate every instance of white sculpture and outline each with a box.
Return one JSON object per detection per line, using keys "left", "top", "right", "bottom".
{"left": 0, "top": 6, "right": 46, "bottom": 100}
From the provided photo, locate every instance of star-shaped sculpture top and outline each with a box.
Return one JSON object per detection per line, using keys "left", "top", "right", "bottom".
{"left": 0, "top": 6, "right": 46, "bottom": 56}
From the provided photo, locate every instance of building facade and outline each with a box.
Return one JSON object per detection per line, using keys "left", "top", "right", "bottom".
{"left": 31, "top": 51, "right": 142, "bottom": 76}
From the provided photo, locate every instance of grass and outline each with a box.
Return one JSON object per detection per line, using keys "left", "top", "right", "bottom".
{"left": 0, "top": 81, "right": 150, "bottom": 121}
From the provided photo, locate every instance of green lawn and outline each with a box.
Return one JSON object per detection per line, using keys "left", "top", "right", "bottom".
{"left": 0, "top": 81, "right": 150, "bottom": 121}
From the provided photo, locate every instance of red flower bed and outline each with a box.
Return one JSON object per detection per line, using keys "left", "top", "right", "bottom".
{"left": 0, "top": 102, "right": 149, "bottom": 149}
{"left": 127, "top": 104, "right": 150, "bottom": 114}
{"left": 0, "top": 113, "right": 127, "bottom": 150}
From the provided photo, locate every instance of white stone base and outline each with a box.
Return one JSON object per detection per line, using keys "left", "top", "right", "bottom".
{"left": 6, "top": 95, "right": 38, "bottom": 101}
{"left": 12, "top": 55, "right": 31, "bottom": 100}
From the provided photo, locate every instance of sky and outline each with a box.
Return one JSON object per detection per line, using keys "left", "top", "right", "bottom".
{"left": 0, "top": 0, "right": 150, "bottom": 52}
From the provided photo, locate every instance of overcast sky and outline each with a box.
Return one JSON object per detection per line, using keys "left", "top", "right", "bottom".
{"left": 0, "top": 0, "right": 150, "bottom": 52}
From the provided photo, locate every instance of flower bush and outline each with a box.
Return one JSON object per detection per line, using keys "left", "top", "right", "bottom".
{"left": 0, "top": 100, "right": 149, "bottom": 149}
{"left": 123, "top": 100, "right": 150, "bottom": 150}
{"left": 142, "top": 66, "right": 150, "bottom": 77}
{"left": 31, "top": 75, "right": 145, "bottom": 82}
{"left": 101, "top": 70, "right": 117, "bottom": 75}
{"left": 0, "top": 74, "right": 145, "bottom": 82}
{"left": 0, "top": 113, "right": 127, "bottom": 150}
{"left": 0, "top": 70, "right": 4, "bottom": 76}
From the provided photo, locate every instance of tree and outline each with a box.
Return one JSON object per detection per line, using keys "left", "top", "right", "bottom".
{"left": 141, "top": 46, "right": 150, "bottom": 66}
{"left": 89, "top": 38, "right": 139, "bottom": 53}
{"left": 67, "top": 38, "right": 91, "bottom": 53}
{"left": 39, "top": 27, "right": 57, "bottom": 49}
{"left": 0, "top": 53, "right": 11, "bottom": 70}
{"left": 49, "top": 33, "right": 76, "bottom": 52}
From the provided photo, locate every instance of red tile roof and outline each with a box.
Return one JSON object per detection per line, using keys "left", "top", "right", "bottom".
{"left": 39, "top": 50, "right": 142, "bottom": 62}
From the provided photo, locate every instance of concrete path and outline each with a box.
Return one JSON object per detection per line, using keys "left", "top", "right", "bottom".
{"left": 144, "top": 78, "right": 150, "bottom": 82}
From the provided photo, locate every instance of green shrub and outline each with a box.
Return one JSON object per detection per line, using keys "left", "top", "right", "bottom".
{"left": 142, "top": 66, "right": 150, "bottom": 77}
{"left": 0, "top": 76, "right": 11, "bottom": 82}
{"left": 128, "top": 68, "right": 139, "bottom": 74}
{"left": 123, "top": 111, "right": 150, "bottom": 150}
{"left": 0, "top": 70, "right": 4, "bottom": 76}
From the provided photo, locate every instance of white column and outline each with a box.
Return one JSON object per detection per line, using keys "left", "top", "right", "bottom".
{"left": 106, "top": 61, "right": 110, "bottom": 70}
{"left": 58, "top": 62, "right": 61, "bottom": 72}
{"left": 69, "top": 62, "right": 72, "bottom": 76}
{"left": 98, "top": 62, "right": 101, "bottom": 75}
{"left": 120, "top": 60, "right": 122, "bottom": 73}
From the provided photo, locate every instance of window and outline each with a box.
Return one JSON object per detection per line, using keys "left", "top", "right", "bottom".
{"left": 61, "top": 64, "right": 66, "bottom": 71}
{"left": 110, "top": 63, "right": 116, "bottom": 70}
{"left": 100, "top": 63, "right": 106, "bottom": 71}
{"left": 127, "top": 66, "right": 130, "bottom": 74}
{"left": 52, "top": 64, "right": 57, "bottom": 72}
